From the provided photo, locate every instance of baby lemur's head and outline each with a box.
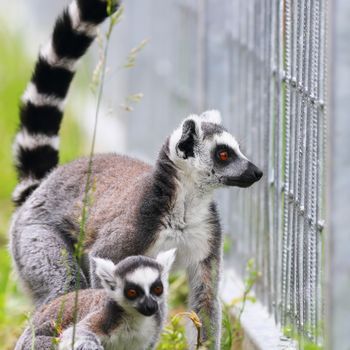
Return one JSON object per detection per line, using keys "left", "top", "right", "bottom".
{"left": 168, "top": 110, "right": 263, "bottom": 188}
{"left": 94, "top": 249, "right": 176, "bottom": 317}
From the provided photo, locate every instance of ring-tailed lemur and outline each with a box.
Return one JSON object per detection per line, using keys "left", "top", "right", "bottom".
{"left": 9, "top": 0, "right": 263, "bottom": 348}
{"left": 15, "top": 249, "right": 176, "bottom": 350}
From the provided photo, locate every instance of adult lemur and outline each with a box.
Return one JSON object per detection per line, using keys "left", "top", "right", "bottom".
{"left": 10, "top": 0, "right": 262, "bottom": 348}
{"left": 15, "top": 250, "right": 176, "bottom": 350}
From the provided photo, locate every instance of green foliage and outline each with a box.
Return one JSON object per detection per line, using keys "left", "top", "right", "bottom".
{"left": 283, "top": 325, "right": 324, "bottom": 350}
{"left": 221, "top": 304, "right": 235, "bottom": 350}
{"left": 168, "top": 273, "right": 189, "bottom": 309}
{"left": 157, "top": 315, "right": 188, "bottom": 350}
{"left": 235, "top": 258, "right": 260, "bottom": 323}
{"left": 0, "top": 27, "right": 34, "bottom": 349}
{"left": 304, "top": 344, "right": 323, "bottom": 350}
{"left": 223, "top": 235, "right": 233, "bottom": 255}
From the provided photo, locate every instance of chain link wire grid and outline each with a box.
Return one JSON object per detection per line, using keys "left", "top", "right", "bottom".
{"left": 205, "top": 0, "right": 327, "bottom": 346}
{"left": 122, "top": 0, "right": 328, "bottom": 347}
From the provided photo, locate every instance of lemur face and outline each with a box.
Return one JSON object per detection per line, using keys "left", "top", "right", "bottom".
{"left": 94, "top": 249, "right": 176, "bottom": 317}
{"left": 169, "top": 110, "right": 263, "bottom": 188}
{"left": 122, "top": 267, "right": 164, "bottom": 316}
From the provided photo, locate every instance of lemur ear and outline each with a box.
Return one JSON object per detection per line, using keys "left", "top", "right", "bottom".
{"left": 94, "top": 257, "right": 117, "bottom": 291}
{"left": 156, "top": 248, "right": 177, "bottom": 275}
{"left": 200, "top": 110, "right": 222, "bottom": 124}
{"left": 176, "top": 119, "right": 199, "bottom": 159}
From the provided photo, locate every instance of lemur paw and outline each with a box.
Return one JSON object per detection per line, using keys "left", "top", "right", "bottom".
{"left": 59, "top": 340, "right": 103, "bottom": 350}
{"left": 74, "top": 341, "right": 104, "bottom": 350}
{"left": 59, "top": 333, "right": 103, "bottom": 350}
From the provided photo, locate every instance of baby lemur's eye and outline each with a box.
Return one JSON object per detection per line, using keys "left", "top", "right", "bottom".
{"left": 126, "top": 288, "right": 138, "bottom": 299}
{"left": 152, "top": 284, "right": 163, "bottom": 296}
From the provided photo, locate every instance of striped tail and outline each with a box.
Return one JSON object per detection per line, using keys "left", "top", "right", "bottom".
{"left": 12, "top": 0, "right": 118, "bottom": 206}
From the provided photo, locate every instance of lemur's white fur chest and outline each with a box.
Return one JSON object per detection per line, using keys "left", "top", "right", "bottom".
{"left": 147, "top": 179, "right": 213, "bottom": 268}
{"left": 102, "top": 314, "right": 157, "bottom": 350}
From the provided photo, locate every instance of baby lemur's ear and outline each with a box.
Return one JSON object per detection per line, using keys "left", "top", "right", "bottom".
{"left": 94, "top": 257, "right": 117, "bottom": 291}
{"left": 156, "top": 249, "right": 177, "bottom": 276}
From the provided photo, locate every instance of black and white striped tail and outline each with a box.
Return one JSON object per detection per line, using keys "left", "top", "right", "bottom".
{"left": 13, "top": 0, "right": 118, "bottom": 206}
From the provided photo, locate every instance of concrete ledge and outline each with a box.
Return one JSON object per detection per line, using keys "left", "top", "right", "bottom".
{"left": 221, "top": 268, "right": 296, "bottom": 350}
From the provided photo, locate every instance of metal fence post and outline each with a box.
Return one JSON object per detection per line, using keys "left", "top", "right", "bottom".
{"left": 326, "top": 0, "right": 350, "bottom": 348}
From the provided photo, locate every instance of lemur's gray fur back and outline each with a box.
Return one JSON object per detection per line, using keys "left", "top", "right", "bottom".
{"left": 10, "top": 1, "right": 263, "bottom": 349}
{"left": 12, "top": 0, "right": 118, "bottom": 206}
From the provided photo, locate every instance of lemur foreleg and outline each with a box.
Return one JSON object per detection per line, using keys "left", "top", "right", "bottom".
{"left": 187, "top": 253, "right": 222, "bottom": 350}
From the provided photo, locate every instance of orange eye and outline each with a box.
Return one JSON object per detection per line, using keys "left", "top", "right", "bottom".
{"left": 219, "top": 151, "right": 229, "bottom": 161}
{"left": 126, "top": 289, "right": 138, "bottom": 299}
{"left": 152, "top": 285, "right": 163, "bottom": 296}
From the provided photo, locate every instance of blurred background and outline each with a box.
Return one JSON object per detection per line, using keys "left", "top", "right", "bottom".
{"left": 1, "top": 1, "right": 350, "bottom": 349}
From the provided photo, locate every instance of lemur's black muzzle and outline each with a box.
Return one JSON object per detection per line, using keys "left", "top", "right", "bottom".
{"left": 137, "top": 297, "right": 159, "bottom": 316}
{"left": 221, "top": 161, "right": 263, "bottom": 187}
{"left": 245, "top": 162, "right": 263, "bottom": 182}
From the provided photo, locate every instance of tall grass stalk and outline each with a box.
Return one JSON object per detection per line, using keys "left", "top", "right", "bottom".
{"left": 70, "top": 3, "right": 124, "bottom": 347}
{"left": 29, "top": 317, "right": 35, "bottom": 350}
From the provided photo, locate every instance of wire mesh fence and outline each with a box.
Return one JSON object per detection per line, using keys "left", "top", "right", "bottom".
{"left": 217, "top": 0, "right": 327, "bottom": 346}
{"left": 121, "top": 0, "right": 328, "bottom": 347}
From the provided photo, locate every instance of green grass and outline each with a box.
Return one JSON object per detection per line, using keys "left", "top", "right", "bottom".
{"left": 0, "top": 27, "right": 85, "bottom": 349}
{"left": 0, "top": 27, "right": 33, "bottom": 350}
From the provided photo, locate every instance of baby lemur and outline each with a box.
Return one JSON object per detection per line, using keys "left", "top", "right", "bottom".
{"left": 15, "top": 249, "right": 176, "bottom": 350}
{"left": 10, "top": 0, "right": 263, "bottom": 348}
